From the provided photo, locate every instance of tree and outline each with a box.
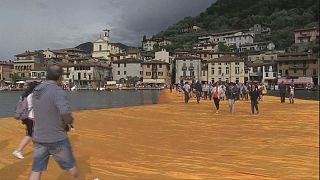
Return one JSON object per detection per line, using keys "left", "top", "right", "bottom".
{"left": 126, "top": 76, "right": 140, "bottom": 87}
{"left": 11, "top": 73, "right": 21, "bottom": 84}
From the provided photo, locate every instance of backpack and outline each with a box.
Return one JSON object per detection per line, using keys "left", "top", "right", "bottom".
{"left": 14, "top": 96, "right": 29, "bottom": 120}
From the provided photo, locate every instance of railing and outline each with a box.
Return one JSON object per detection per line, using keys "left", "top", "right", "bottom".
{"left": 249, "top": 72, "right": 263, "bottom": 76}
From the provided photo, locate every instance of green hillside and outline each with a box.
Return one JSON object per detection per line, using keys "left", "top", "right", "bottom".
{"left": 156, "top": 0, "right": 319, "bottom": 51}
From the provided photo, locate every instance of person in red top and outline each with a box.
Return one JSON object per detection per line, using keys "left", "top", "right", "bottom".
{"left": 212, "top": 82, "right": 221, "bottom": 113}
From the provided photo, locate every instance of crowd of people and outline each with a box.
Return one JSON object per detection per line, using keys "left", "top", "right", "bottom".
{"left": 175, "top": 80, "right": 294, "bottom": 115}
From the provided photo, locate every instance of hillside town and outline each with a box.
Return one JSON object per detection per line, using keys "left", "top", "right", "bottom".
{"left": 0, "top": 25, "right": 319, "bottom": 90}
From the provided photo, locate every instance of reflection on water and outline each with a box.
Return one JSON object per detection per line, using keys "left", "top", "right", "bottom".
{"left": 0, "top": 90, "right": 160, "bottom": 118}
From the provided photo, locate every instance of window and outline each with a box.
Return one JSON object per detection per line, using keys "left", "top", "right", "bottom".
{"left": 218, "top": 67, "right": 222, "bottom": 75}
{"left": 124, "top": 63, "right": 126, "bottom": 68}
{"left": 279, "top": 62, "right": 282, "bottom": 66}
{"left": 235, "top": 62, "right": 240, "bottom": 65}
{"left": 313, "top": 69, "right": 317, "bottom": 75}
{"left": 226, "top": 78, "right": 229, "bottom": 83}
{"left": 218, "top": 63, "right": 221, "bottom": 65}
{"left": 183, "top": 71, "right": 186, "bottom": 76}
{"left": 140, "top": 71, "right": 143, "bottom": 75}
{"left": 146, "top": 72, "right": 151, "bottom": 76}
{"left": 117, "top": 71, "right": 120, "bottom": 75}
{"left": 204, "top": 54, "right": 207, "bottom": 58}
{"left": 118, "top": 63, "right": 120, "bottom": 68}
{"left": 279, "top": 70, "right": 282, "bottom": 75}
{"left": 271, "top": 56, "right": 274, "bottom": 60}
{"left": 294, "top": 69, "right": 297, "bottom": 73}
{"left": 265, "top": 73, "right": 269, "bottom": 77}
{"left": 235, "top": 67, "right": 240, "bottom": 74}
{"left": 158, "top": 72, "right": 163, "bottom": 76}
{"left": 202, "top": 70, "right": 205, "bottom": 76}
{"left": 226, "top": 67, "right": 229, "bottom": 74}
{"left": 225, "top": 63, "right": 229, "bottom": 65}
{"left": 124, "top": 71, "right": 127, "bottom": 75}
{"left": 285, "top": 70, "right": 288, "bottom": 75}
{"left": 303, "top": 69, "right": 306, "bottom": 76}
{"left": 159, "top": 64, "right": 162, "bottom": 68}
{"left": 211, "top": 67, "right": 214, "bottom": 75}
{"left": 84, "top": 73, "right": 87, "bottom": 78}
{"left": 147, "top": 64, "right": 150, "bottom": 68}
{"left": 99, "top": 45, "right": 102, "bottom": 51}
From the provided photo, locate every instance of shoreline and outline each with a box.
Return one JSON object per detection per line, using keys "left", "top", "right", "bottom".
{"left": 0, "top": 90, "right": 318, "bottom": 179}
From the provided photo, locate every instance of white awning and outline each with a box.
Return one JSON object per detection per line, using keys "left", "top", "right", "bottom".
{"left": 106, "top": 81, "right": 117, "bottom": 85}
{"left": 16, "top": 81, "right": 26, "bottom": 84}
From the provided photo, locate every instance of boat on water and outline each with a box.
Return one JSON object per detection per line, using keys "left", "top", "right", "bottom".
{"left": 70, "top": 86, "right": 77, "bottom": 91}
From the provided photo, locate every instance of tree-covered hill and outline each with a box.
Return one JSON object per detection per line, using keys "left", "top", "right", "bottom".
{"left": 156, "top": 0, "right": 319, "bottom": 50}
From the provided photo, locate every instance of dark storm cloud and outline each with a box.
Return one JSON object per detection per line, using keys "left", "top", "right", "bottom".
{"left": 0, "top": 0, "right": 214, "bottom": 59}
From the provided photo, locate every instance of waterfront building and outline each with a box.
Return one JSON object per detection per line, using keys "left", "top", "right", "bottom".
{"left": 30, "top": 68, "right": 47, "bottom": 81}
{"left": 249, "top": 24, "right": 271, "bottom": 35}
{"left": 42, "top": 49, "right": 68, "bottom": 59}
{"left": 276, "top": 52, "right": 319, "bottom": 85}
{"left": 175, "top": 56, "right": 202, "bottom": 83}
{"left": 142, "top": 37, "right": 172, "bottom": 51}
{"left": 112, "top": 58, "right": 143, "bottom": 83}
{"left": 225, "top": 32, "right": 254, "bottom": 48}
{"left": 239, "top": 41, "right": 275, "bottom": 53}
{"left": 0, "top": 61, "right": 13, "bottom": 84}
{"left": 141, "top": 60, "right": 170, "bottom": 86}
{"left": 60, "top": 59, "right": 111, "bottom": 87}
{"left": 13, "top": 51, "right": 45, "bottom": 79}
{"left": 208, "top": 55, "right": 246, "bottom": 84}
{"left": 294, "top": 26, "right": 319, "bottom": 44}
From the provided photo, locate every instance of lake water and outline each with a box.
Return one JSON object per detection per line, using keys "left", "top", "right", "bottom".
{"left": 0, "top": 90, "right": 160, "bottom": 118}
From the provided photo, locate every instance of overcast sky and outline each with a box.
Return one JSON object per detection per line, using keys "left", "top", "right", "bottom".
{"left": 0, "top": 0, "right": 214, "bottom": 60}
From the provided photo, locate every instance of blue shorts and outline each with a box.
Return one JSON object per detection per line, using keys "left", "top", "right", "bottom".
{"left": 32, "top": 138, "right": 76, "bottom": 172}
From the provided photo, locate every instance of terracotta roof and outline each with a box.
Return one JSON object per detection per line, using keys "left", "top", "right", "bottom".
{"left": 0, "top": 61, "right": 14, "bottom": 66}
{"left": 141, "top": 60, "right": 169, "bottom": 64}
{"left": 58, "top": 61, "right": 110, "bottom": 68}
{"left": 15, "top": 51, "right": 39, "bottom": 57}
{"left": 54, "top": 48, "right": 86, "bottom": 53}
{"left": 174, "top": 56, "right": 202, "bottom": 61}
{"left": 294, "top": 26, "right": 319, "bottom": 32}
{"left": 127, "top": 49, "right": 140, "bottom": 54}
{"left": 210, "top": 55, "right": 244, "bottom": 62}
{"left": 276, "top": 53, "right": 318, "bottom": 61}
{"left": 113, "top": 58, "right": 143, "bottom": 64}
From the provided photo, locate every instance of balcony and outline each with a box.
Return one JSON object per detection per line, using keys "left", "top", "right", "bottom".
{"left": 289, "top": 64, "right": 309, "bottom": 69}
{"left": 249, "top": 72, "right": 263, "bottom": 77}
{"left": 180, "top": 76, "right": 195, "bottom": 80}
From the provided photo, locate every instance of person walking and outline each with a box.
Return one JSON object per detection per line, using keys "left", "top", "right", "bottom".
{"left": 226, "top": 83, "right": 237, "bottom": 113}
{"left": 289, "top": 83, "right": 295, "bottom": 104}
{"left": 183, "top": 82, "right": 191, "bottom": 103}
{"left": 195, "top": 81, "right": 202, "bottom": 103}
{"left": 13, "top": 81, "right": 39, "bottom": 159}
{"left": 249, "top": 84, "right": 260, "bottom": 114}
{"left": 212, "top": 83, "right": 221, "bottom": 113}
{"left": 219, "top": 84, "right": 226, "bottom": 101}
{"left": 202, "top": 82, "right": 209, "bottom": 100}
{"left": 208, "top": 82, "right": 213, "bottom": 101}
{"left": 279, "top": 81, "right": 286, "bottom": 103}
{"left": 28, "top": 65, "right": 80, "bottom": 180}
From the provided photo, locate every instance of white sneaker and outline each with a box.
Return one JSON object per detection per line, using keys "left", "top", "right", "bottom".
{"left": 216, "top": 110, "right": 219, "bottom": 114}
{"left": 13, "top": 150, "right": 24, "bottom": 159}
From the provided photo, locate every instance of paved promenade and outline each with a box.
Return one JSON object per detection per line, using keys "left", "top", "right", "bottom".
{"left": 0, "top": 90, "right": 318, "bottom": 179}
